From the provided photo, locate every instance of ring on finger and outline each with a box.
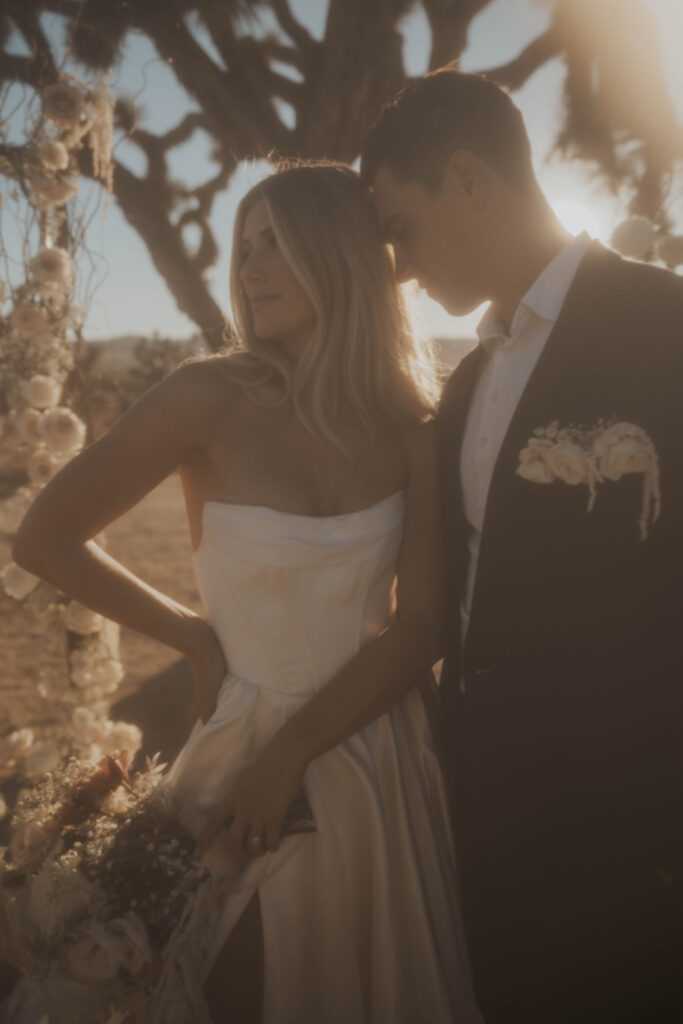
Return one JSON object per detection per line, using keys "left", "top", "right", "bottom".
{"left": 248, "top": 834, "right": 264, "bottom": 854}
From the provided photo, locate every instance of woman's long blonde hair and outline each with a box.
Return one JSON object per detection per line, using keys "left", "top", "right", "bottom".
{"left": 200, "top": 160, "right": 439, "bottom": 453}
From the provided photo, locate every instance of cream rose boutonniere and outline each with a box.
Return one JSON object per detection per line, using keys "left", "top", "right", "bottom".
{"left": 516, "top": 419, "right": 660, "bottom": 540}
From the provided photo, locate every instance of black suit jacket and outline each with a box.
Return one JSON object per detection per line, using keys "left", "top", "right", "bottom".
{"left": 437, "top": 242, "right": 683, "bottom": 874}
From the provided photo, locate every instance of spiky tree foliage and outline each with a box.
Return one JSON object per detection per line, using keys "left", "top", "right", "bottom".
{"left": 2, "top": 0, "right": 681, "bottom": 349}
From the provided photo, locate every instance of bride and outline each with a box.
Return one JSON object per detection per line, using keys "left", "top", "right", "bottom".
{"left": 12, "top": 161, "right": 480, "bottom": 1023}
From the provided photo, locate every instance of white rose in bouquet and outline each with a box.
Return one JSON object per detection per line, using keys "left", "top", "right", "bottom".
{"left": 27, "top": 448, "right": 61, "bottom": 487}
{"left": 63, "top": 600, "right": 103, "bottom": 635}
{"left": 23, "top": 374, "right": 62, "bottom": 409}
{"left": 29, "top": 852, "right": 97, "bottom": 940}
{"left": 9, "top": 301, "right": 49, "bottom": 338}
{"left": 42, "top": 82, "right": 86, "bottom": 128}
{"left": 16, "top": 407, "right": 45, "bottom": 445}
{"left": 66, "top": 913, "right": 150, "bottom": 982}
{"left": 30, "top": 247, "right": 73, "bottom": 291}
{"left": 39, "top": 406, "right": 86, "bottom": 455}
{"left": 107, "top": 911, "right": 152, "bottom": 975}
{"left": 1, "top": 562, "right": 40, "bottom": 601}
{"left": 39, "top": 140, "right": 70, "bottom": 171}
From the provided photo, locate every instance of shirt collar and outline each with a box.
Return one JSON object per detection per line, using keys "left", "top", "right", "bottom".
{"left": 476, "top": 231, "right": 591, "bottom": 353}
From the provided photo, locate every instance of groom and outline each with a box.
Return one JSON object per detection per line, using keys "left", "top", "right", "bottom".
{"left": 362, "top": 70, "right": 683, "bottom": 1022}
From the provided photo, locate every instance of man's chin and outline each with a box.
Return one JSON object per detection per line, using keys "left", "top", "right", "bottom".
{"left": 439, "top": 294, "right": 480, "bottom": 317}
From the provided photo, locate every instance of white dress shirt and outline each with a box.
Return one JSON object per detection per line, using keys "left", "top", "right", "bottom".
{"left": 459, "top": 232, "right": 591, "bottom": 662}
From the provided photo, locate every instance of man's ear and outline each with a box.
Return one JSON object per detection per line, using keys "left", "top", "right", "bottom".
{"left": 444, "top": 150, "right": 488, "bottom": 207}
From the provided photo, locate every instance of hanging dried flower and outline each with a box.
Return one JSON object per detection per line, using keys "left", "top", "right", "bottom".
{"left": 39, "top": 140, "right": 70, "bottom": 171}
{"left": 88, "top": 80, "right": 115, "bottom": 193}
{"left": 27, "top": 448, "right": 61, "bottom": 487}
{"left": 38, "top": 406, "right": 86, "bottom": 454}
{"left": 22, "top": 373, "right": 62, "bottom": 409}
{"left": 63, "top": 599, "right": 104, "bottom": 635}
{"left": 29, "top": 247, "right": 73, "bottom": 290}
{"left": 1, "top": 562, "right": 40, "bottom": 601}
{"left": 42, "top": 82, "right": 87, "bottom": 128}
{"left": 9, "top": 302, "right": 49, "bottom": 338}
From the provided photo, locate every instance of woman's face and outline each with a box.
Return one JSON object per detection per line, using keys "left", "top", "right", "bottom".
{"left": 238, "top": 197, "right": 316, "bottom": 353}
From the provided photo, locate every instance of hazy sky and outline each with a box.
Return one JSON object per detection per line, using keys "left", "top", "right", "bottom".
{"left": 5, "top": 0, "right": 683, "bottom": 341}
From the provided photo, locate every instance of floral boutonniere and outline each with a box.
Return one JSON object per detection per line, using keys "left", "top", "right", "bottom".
{"left": 516, "top": 420, "right": 661, "bottom": 540}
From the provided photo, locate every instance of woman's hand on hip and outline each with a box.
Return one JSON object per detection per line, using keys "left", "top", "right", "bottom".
{"left": 198, "top": 733, "right": 308, "bottom": 863}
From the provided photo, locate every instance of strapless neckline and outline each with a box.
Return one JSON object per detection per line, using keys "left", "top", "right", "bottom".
{"left": 201, "top": 489, "right": 404, "bottom": 524}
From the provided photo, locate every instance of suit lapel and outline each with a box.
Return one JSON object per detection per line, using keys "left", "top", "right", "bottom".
{"left": 468, "top": 242, "right": 620, "bottom": 614}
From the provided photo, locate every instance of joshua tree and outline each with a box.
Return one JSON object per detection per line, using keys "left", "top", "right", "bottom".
{"left": 2, "top": 0, "right": 681, "bottom": 350}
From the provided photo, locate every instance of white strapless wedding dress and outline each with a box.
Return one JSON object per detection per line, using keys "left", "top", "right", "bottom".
{"left": 165, "top": 492, "right": 480, "bottom": 1024}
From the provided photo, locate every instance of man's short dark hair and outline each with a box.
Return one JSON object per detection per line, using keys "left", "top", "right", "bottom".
{"left": 361, "top": 68, "right": 536, "bottom": 195}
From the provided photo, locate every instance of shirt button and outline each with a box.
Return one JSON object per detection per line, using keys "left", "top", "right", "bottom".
{"left": 478, "top": 436, "right": 488, "bottom": 448}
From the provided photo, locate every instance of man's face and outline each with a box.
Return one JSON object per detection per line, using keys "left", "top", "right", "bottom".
{"left": 371, "top": 161, "right": 488, "bottom": 316}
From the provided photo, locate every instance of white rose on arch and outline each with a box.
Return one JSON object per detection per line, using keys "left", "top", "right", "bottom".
{"left": 30, "top": 247, "right": 73, "bottom": 290}
{"left": 1, "top": 561, "right": 40, "bottom": 601}
{"left": 16, "top": 407, "right": 45, "bottom": 446}
{"left": 41, "top": 81, "right": 87, "bottom": 128}
{"left": 30, "top": 173, "right": 79, "bottom": 207}
{"left": 27, "top": 448, "right": 62, "bottom": 487}
{"left": 9, "top": 302, "right": 49, "bottom": 338}
{"left": 63, "top": 600, "right": 103, "bottom": 635}
{"left": 38, "top": 406, "right": 86, "bottom": 455}
{"left": 22, "top": 374, "right": 62, "bottom": 410}
{"left": 39, "top": 140, "right": 70, "bottom": 171}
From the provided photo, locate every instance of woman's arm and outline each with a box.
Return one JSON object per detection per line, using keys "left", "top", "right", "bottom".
{"left": 200, "top": 421, "right": 444, "bottom": 857}
{"left": 12, "top": 361, "right": 228, "bottom": 720}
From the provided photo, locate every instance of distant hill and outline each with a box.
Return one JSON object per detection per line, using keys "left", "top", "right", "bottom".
{"left": 83, "top": 334, "right": 208, "bottom": 371}
{"left": 85, "top": 333, "right": 476, "bottom": 371}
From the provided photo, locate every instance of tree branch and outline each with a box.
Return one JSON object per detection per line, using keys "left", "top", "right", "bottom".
{"left": 480, "top": 27, "right": 561, "bottom": 90}
{"left": 271, "top": 0, "right": 318, "bottom": 57}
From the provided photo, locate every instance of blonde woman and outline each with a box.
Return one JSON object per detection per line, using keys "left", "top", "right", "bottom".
{"left": 13, "top": 163, "right": 480, "bottom": 1023}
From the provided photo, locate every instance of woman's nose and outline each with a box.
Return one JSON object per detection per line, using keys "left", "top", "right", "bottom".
{"left": 239, "top": 251, "right": 266, "bottom": 283}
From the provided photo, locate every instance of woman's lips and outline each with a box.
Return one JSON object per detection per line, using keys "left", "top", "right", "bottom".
{"left": 251, "top": 295, "right": 279, "bottom": 309}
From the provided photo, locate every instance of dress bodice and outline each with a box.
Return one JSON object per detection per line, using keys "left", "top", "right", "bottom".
{"left": 192, "top": 492, "right": 405, "bottom": 697}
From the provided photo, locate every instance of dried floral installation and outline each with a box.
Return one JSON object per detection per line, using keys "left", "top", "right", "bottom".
{"left": 0, "top": 73, "right": 144, "bottom": 810}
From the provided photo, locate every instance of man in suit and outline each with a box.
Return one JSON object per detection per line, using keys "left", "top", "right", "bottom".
{"left": 361, "top": 69, "right": 683, "bottom": 1022}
